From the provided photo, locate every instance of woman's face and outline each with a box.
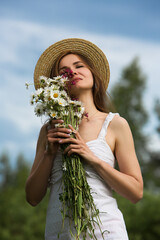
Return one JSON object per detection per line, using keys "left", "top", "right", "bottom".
{"left": 58, "top": 54, "right": 94, "bottom": 96}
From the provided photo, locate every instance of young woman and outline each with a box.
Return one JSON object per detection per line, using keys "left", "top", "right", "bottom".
{"left": 25, "top": 38, "right": 143, "bottom": 240}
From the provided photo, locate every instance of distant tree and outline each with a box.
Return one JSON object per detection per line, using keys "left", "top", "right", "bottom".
{"left": 154, "top": 98, "right": 160, "bottom": 135}
{"left": 115, "top": 191, "right": 160, "bottom": 240}
{"left": 0, "top": 152, "right": 14, "bottom": 189}
{"left": 0, "top": 153, "right": 48, "bottom": 240}
{"left": 143, "top": 151, "right": 160, "bottom": 190}
{"left": 15, "top": 153, "right": 31, "bottom": 188}
{"left": 110, "top": 57, "right": 149, "bottom": 164}
{"left": 142, "top": 98, "right": 160, "bottom": 190}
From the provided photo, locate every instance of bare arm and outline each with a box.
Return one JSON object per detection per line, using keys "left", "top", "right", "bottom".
{"left": 91, "top": 116, "right": 143, "bottom": 203}
{"left": 25, "top": 123, "right": 55, "bottom": 206}
{"left": 25, "top": 119, "right": 72, "bottom": 206}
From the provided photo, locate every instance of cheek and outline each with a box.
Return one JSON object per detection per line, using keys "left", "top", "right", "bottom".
{"left": 87, "top": 71, "right": 94, "bottom": 84}
{"left": 83, "top": 68, "right": 92, "bottom": 78}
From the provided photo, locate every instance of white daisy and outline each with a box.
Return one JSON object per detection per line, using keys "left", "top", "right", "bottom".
{"left": 35, "top": 88, "right": 43, "bottom": 96}
{"left": 49, "top": 111, "right": 58, "bottom": 119}
{"left": 25, "top": 82, "right": 30, "bottom": 89}
{"left": 80, "top": 106, "right": 85, "bottom": 114}
{"left": 55, "top": 123, "right": 64, "bottom": 128}
{"left": 74, "top": 101, "right": 82, "bottom": 106}
{"left": 34, "top": 103, "right": 45, "bottom": 116}
{"left": 75, "top": 112, "right": 82, "bottom": 119}
{"left": 43, "top": 87, "right": 52, "bottom": 101}
{"left": 39, "top": 76, "right": 48, "bottom": 85}
{"left": 63, "top": 110, "right": 69, "bottom": 116}
{"left": 58, "top": 98, "right": 68, "bottom": 106}
{"left": 50, "top": 90, "right": 61, "bottom": 100}
{"left": 69, "top": 100, "right": 76, "bottom": 105}
{"left": 59, "top": 77, "right": 69, "bottom": 85}
{"left": 62, "top": 162, "right": 67, "bottom": 171}
{"left": 30, "top": 94, "right": 35, "bottom": 105}
{"left": 54, "top": 76, "right": 62, "bottom": 81}
{"left": 46, "top": 77, "right": 58, "bottom": 86}
{"left": 30, "top": 93, "right": 35, "bottom": 100}
{"left": 60, "top": 90, "right": 68, "bottom": 98}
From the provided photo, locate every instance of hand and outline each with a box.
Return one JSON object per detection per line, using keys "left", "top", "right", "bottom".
{"left": 46, "top": 119, "right": 72, "bottom": 154}
{"left": 59, "top": 124, "right": 97, "bottom": 165}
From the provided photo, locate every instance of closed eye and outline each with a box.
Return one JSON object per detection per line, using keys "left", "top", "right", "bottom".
{"left": 76, "top": 65, "right": 84, "bottom": 68}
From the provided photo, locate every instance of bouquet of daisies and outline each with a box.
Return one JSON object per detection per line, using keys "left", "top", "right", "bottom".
{"left": 26, "top": 72, "right": 104, "bottom": 239}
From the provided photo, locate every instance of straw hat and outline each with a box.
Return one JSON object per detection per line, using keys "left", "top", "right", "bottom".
{"left": 34, "top": 38, "right": 110, "bottom": 90}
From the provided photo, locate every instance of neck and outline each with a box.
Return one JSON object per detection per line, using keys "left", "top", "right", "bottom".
{"left": 77, "top": 90, "right": 98, "bottom": 115}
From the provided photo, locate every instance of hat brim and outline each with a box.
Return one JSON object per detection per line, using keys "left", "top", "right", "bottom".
{"left": 34, "top": 38, "right": 110, "bottom": 90}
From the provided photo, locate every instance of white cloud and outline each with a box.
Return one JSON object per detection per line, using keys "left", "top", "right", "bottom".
{"left": 0, "top": 18, "right": 160, "bottom": 157}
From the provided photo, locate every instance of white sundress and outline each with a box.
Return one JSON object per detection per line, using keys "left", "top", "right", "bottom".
{"left": 45, "top": 112, "right": 129, "bottom": 240}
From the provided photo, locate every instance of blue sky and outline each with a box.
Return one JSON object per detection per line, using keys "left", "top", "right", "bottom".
{"left": 1, "top": 0, "right": 160, "bottom": 42}
{"left": 0, "top": 0, "right": 160, "bottom": 165}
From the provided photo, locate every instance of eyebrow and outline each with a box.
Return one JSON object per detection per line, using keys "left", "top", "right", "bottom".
{"left": 59, "top": 61, "right": 83, "bottom": 71}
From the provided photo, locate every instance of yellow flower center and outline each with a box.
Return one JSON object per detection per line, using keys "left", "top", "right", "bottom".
{"left": 52, "top": 113, "right": 56, "bottom": 117}
{"left": 53, "top": 93, "right": 59, "bottom": 98}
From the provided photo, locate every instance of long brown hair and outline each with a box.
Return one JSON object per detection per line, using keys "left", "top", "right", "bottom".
{"left": 50, "top": 51, "right": 116, "bottom": 113}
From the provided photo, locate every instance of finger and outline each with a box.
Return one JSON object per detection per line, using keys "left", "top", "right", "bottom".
{"left": 68, "top": 124, "right": 76, "bottom": 132}
{"left": 48, "top": 127, "right": 72, "bottom": 134}
{"left": 68, "top": 125, "right": 81, "bottom": 139}
{"left": 51, "top": 119, "right": 64, "bottom": 125}
{"left": 47, "top": 119, "right": 64, "bottom": 130}
{"left": 59, "top": 137, "right": 78, "bottom": 144}
{"left": 64, "top": 144, "right": 81, "bottom": 154}
{"left": 47, "top": 137, "right": 62, "bottom": 143}
{"left": 67, "top": 148, "right": 81, "bottom": 156}
{"left": 47, "top": 132, "right": 71, "bottom": 139}
{"left": 48, "top": 136, "right": 72, "bottom": 143}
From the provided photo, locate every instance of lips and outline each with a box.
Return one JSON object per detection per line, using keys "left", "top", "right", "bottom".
{"left": 72, "top": 77, "right": 82, "bottom": 81}
{"left": 68, "top": 77, "right": 82, "bottom": 86}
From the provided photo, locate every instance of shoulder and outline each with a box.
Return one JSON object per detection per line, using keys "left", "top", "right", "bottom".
{"left": 110, "top": 114, "right": 133, "bottom": 140}
{"left": 112, "top": 114, "right": 129, "bottom": 129}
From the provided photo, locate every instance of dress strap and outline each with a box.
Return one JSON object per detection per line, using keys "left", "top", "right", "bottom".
{"left": 98, "top": 112, "right": 120, "bottom": 140}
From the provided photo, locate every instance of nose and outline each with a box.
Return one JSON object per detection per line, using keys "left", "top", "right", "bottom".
{"left": 72, "top": 69, "right": 77, "bottom": 75}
